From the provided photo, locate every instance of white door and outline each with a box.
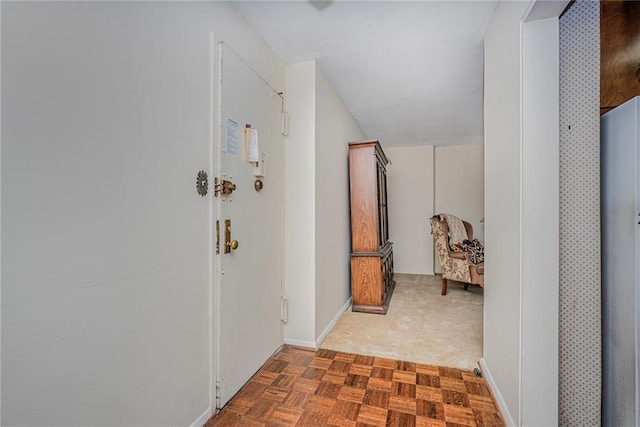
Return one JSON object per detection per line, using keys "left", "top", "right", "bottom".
{"left": 215, "top": 42, "right": 284, "bottom": 407}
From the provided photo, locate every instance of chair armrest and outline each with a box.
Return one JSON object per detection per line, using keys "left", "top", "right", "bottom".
{"left": 469, "top": 262, "right": 485, "bottom": 287}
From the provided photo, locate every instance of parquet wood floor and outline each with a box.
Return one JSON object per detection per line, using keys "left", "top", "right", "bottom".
{"left": 204, "top": 345, "right": 504, "bottom": 427}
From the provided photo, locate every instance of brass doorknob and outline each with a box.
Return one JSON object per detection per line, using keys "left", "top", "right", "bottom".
{"left": 227, "top": 240, "right": 239, "bottom": 251}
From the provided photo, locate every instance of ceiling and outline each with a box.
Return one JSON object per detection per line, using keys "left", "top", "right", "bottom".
{"left": 231, "top": 0, "right": 497, "bottom": 147}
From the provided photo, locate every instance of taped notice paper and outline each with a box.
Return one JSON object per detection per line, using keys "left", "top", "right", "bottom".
{"left": 226, "top": 119, "right": 239, "bottom": 156}
{"left": 244, "top": 127, "right": 259, "bottom": 162}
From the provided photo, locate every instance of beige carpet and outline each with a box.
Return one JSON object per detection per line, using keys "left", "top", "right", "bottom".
{"left": 319, "top": 273, "right": 483, "bottom": 370}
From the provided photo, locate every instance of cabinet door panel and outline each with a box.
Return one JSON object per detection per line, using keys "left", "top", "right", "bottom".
{"left": 351, "top": 256, "right": 383, "bottom": 306}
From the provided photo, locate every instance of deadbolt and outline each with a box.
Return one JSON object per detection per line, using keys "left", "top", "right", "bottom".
{"left": 215, "top": 177, "right": 237, "bottom": 197}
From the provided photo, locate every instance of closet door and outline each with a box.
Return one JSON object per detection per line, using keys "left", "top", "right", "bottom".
{"left": 602, "top": 97, "right": 639, "bottom": 426}
{"left": 635, "top": 99, "right": 640, "bottom": 425}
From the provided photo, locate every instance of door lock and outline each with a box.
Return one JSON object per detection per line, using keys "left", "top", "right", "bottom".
{"left": 214, "top": 177, "right": 236, "bottom": 197}
{"left": 216, "top": 220, "right": 221, "bottom": 254}
{"left": 224, "top": 219, "right": 239, "bottom": 253}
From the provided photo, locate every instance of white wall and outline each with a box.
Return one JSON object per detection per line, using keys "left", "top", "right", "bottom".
{"left": 386, "top": 146, "right": 435, "bottom": 275}
{"left": 521, "top": 16, "right": 560, "bottom": 426}
{"left": 314, "top": 64, "right": 366, "bottom": 338}
{"left": 1, "top": 2, "right": 286, "bottom": 426}
{"left": 483, "top": 2, "right": 530, "bottom": 424}
{"left": 434, "top": 145, "right": 485, "bottom": 273}
{"left": 434, "top": 145, "right": 485, "bottom": 244}
{"left": 283, "top": 61, "right": 365, "bottom": 346}
{"left": 284, "top": 61, "right": 316, "bottom": 346}
{"left": 384, "top": 144, "right": 483, "bottom": 275}
{"left": 483, "top": 1, "right": 563, "bottom": 425}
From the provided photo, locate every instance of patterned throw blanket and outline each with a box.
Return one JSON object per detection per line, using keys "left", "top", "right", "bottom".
{"left": 440, "top": 213, "right": 468, "bottom": 251}
{"left": 460, "top": 239, "right": 484, "bottom": 265}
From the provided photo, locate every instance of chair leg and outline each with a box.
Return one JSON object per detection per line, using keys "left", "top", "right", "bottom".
{"left": 441, "top": 278, "right": 447, "bottom": 295}
{"left": 464, "top": 283, "right": 469, "bottom": 291}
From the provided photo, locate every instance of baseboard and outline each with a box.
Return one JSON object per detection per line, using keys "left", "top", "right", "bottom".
{"left": 189, "top": 406, "right": 213, "bottom": 427}
{"left": 316, "top": 297, "right": 352, "bottom": 348}
{"left": 479, "top": 358, "right": 516, "bottom": 427}
{"left": 284, "top": 338, "right": 317, "bottom": 349}
{"left": 394, "top": 271, "right": 435, "bottom": 276}
{"left": 283, "top": 297, "right": 352, "bottom": 350}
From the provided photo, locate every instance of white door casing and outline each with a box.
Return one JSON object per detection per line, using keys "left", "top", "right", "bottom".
{"left": 214, "top": 42, "right": 284, "bottom": 408}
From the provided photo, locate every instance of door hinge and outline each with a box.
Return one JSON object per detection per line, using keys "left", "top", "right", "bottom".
{"left": 280, "top": 297, "right": 288, "bottom": 323}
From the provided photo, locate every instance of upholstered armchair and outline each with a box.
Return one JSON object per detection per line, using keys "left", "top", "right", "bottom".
{"left": 429, "top": 216, "right": 485, "bottom": 295}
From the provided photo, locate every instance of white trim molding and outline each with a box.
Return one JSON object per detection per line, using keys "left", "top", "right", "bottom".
{"left": 284, "top": 297, "right": 352, "bottom": 349}
{"left": 479, "top": 358, "right": 516, "bottom": 427}
{"left": 189, "top": 407, "right": 213, "bottom": 427}
{"left": 316, "top": 297, "right": 352, "bottom": 348}
{"left": 283, "top": 338, "right": 317, "bottom": 349}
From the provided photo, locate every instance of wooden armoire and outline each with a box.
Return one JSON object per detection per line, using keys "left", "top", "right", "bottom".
{"left": 348, "top": 140, "right": 395, "bottom": 314}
